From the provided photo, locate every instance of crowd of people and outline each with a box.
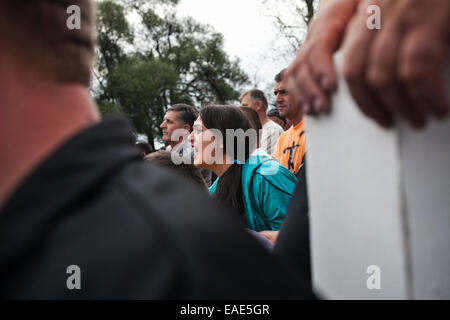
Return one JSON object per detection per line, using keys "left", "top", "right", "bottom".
{"left": 145, "top": 70, "right": 308, "bottom": 241}
{"left": 0, "top": 0, "right": 448, "bottom": 299}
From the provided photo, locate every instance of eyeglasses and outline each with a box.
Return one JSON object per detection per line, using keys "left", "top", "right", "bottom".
{"left": 274, "top": 89, "right": 288, "bottom": 96}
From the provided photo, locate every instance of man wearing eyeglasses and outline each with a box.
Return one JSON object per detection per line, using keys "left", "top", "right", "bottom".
{"left": 272, "top": 69, "right": 306, "bottom": 176}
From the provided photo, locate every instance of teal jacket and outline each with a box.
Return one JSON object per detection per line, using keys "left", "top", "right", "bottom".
{"left": 209, "top": 155, "right": 297, "bottom": 232}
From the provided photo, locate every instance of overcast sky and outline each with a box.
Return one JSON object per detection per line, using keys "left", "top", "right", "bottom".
{"left": 177, "top": 0, "right": 290, "bottom": 91}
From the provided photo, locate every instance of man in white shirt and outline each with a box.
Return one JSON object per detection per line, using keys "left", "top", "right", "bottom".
{"left": 240, "top": 89, "right": 284, "bottom": 155}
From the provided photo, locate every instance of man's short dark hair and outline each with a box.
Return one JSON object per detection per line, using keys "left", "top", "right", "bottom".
{"left": 274, "top": 69, "right": 286, "bottom": 83}
{"left": 267, "top": 108, "right": 286, "bottom": 122}
{"left": 144, "top": 151, "right": 207, "bottom": 190}
{"left": 0, "top": 0, "right": 96, "bottom": 86}
{"left": 240, "top": 89, "right": 269, "bottom": 112}
{"left": 136, "top": 142, "right": 154, "bottom": 157}
{"left": 167, "top": 104, "right": 199, "bottom": 132}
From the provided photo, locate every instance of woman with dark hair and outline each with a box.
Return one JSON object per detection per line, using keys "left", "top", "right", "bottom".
{"left": 189, "top": 105, "right": 297, "bottom": 232}
{"left": 239, "top": 106, "right": 262, "bottom": 149}
{"left": 240, "top": 106, "right": 274, "bottom": 158}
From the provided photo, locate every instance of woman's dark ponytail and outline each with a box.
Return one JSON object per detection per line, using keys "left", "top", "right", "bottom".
{"left": 214, "top": 164, "right": 245, "bottom": 221}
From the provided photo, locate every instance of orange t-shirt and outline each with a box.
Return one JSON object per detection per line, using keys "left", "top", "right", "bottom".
{"left": 272, "top": 120, "right": 306, "bottom": 175}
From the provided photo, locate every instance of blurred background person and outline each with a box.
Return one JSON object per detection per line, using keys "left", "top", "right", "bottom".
{"left": 239, "top": 106, "right": 263, "bottom": 154}
{"left": 136, "top": 141, "right": 154, "bottom": 158}
{"left": 240, "top": 89, "right": 284, "bottom": 155}
{"left": 267, "top": 108, "right": 291, "bottom": 131}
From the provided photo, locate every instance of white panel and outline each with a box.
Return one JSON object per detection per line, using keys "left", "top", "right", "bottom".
{"left": 307, "top": 54, "right": 450, "bottom": 299}
{"left": 399, "top": 70, "right": 450, "bottom": 300}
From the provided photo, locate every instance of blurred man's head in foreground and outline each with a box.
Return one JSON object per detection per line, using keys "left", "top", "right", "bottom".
{"left": 0, "top": 0, "right": 96, "bottom": 87}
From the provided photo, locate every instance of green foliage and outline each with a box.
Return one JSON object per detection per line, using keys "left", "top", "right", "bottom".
{"left": 97, "top": 0, "right": 133, "bottom": 72}
{"left": 94, "top": 0, "right": 249, "bottom": 145}
{"left": 107, "top": 57, "right": 181, "bottom": 140}
{"left": 97, "top": 100, "right": 123, "bottom": 116}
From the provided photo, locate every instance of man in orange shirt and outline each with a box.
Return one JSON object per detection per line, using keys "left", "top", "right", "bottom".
{"left": 272, "top": 69, "right": 306, "bottom": 176}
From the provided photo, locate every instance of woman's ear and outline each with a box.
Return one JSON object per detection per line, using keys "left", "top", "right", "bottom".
{"left": 256, "top": 100, "right": 263, "bottom": 111}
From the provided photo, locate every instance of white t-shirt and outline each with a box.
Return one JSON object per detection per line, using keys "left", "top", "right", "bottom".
{"left": 261, "top": 120, "right": 284, "bottom": 155}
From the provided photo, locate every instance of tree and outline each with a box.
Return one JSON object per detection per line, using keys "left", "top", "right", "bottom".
{"left": 262, "top": 0, "right": 319, "bottom": 63}
{"left": 94, "top": 0, "right": 249, "bottom": 146}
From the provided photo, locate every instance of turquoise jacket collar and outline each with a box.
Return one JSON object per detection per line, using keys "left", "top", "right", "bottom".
{"left": 209, "top": 155, "right": 297, "bottom": 231}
